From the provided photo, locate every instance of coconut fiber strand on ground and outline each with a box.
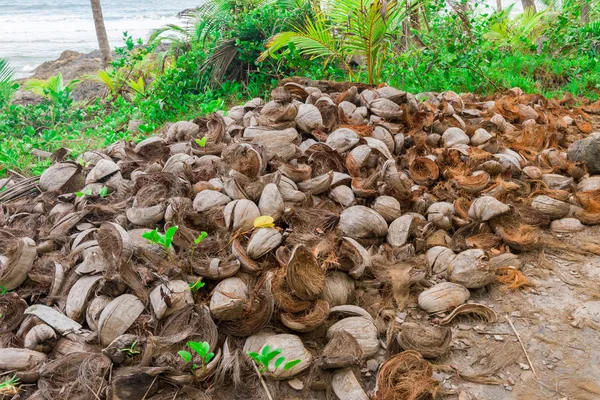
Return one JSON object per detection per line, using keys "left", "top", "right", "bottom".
{"left": 1, "top": 78, "right": 600, "bottom": 399}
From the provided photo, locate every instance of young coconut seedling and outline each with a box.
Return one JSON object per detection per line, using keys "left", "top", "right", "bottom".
{"left": 247, "top": 346, "right": 301, "bottom": 400}
{"left": 178, "top": 341, "right": 214, "bottom": 373}
{"left": 120, "top": 341, "right": 140, "bottom": 357}
{"left": 195, "top": 137, "right": 208, "bottom": 148}
{"left": 189, "top": 277, "right": 205, "bottom": 293}
{"left": 142, "top": 226, "right": 178, "bottom": 262}
{"left": 0, "top": 375, "right": 20, "bottom": 396}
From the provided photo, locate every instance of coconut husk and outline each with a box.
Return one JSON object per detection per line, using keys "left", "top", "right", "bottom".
{"left": 319, "top": 330, "right": 363, "bottom": 369}
{"left": 496, "top": 266, "right": 531, "bottom": 290}
{"left": 396, "top": 322, "right": 452, "bottom": 359}
{"left": 280, "top": 299, "right": 330, "bottom": 332}
{"left": 439, "top": 303, "right": 498, "bottom": 325}
{"left": 286, "top": 244, "right": 325, "bottom": 300}
{"left": 271, "top": 270, "right": 313, "bottom": 313}
{"left": 375, "top": 351, "right": 439, "bottom": 400}
{"left": 219, "top": 278, "right": 274, "bottom": 337}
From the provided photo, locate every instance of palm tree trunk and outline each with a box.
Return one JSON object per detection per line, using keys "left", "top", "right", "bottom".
{"left": 580, "top": 1, "right": 590, "bottom": 23}
{"left": 496, "top": 0, "right": 502, "bottom": 11}
{"left": 90, "top": 0, "right": 112, "bottom": 67}
{"left": 521, "top": 0, "right": 536, "bottom": 13}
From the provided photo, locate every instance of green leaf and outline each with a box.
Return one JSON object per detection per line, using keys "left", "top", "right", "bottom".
{"left": 274, "top": 356, "right": 285, "bottom": 369}
{"left": 74, "top": 191, "right": 84, "bottom": 197}
{"left": 283, "top": 359, "right": 301, "bottom": 370}
{"left": 263, "top": 348, "right": 282, "bottom": 364}
{"left": 178, "top": 350, "right": 192, "bottom": 363}
{"left": 188, "top": 341, "right": 206, "bottom": 357}
{"left": 142, "top": 229, "right": 160, "bottom": 243}
{"left": 195, "top": 137, "right": 208, "bottom": 147}
{"left": 194, "top": 231, "right": 208, "bottom": 245}
{"left": 98, "top": 186, "right": 108, "bottom": 198}
{"left": 163, "top": 225, "right": 178, "bottom": 248}
{"left": 247, "top": 351, "right": 261, "bottom": 363}
{"left": 204, "top": 352, "right": 215, "bottom": 364}
{"left": 261, "top": 345, "right": 272, "bottom": 357}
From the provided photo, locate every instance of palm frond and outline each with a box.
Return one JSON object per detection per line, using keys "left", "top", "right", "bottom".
{"left": 0, "top": 58, "right": 15, "bottom": 84}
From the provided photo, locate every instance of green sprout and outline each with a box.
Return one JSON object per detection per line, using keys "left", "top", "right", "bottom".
{"left": 178, "top": 341, "right": 214, "bottom": 373}
{"left": 0, "top": 375, "right": 20, "bottom": 395}
{"left": 75, "top": 188, "right": 93, "bottom": 197}
{"left": 195, "top": 137, "right": 208, "bottom": 148}
{"left": 98, "top": 186, "right": 109, "bottom": 198}
{"left": 189, "top": 277, "right": 205, "bottom": 293}
{"left": 194, "top": 231, "right": 208, "bottom": 245}
{"left": 142, "top": 226, "right": 178, "bottom": 262}
{"left": 120, "top": 341, "right": 140, "bottom": 357}
{"left": 0, "top": 286, "right": 7, "bottom": 296}
{"left": 247, "top": 346, "right": 302, "bottom": 376}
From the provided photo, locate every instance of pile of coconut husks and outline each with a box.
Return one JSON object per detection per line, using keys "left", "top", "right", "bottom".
{"left": 1, "top": 77, "right": 600, "bottom": 400}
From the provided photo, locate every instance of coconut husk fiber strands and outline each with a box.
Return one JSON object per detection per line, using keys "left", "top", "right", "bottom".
{"left": 1, "top": 78, "right": 599, "bottom": 398}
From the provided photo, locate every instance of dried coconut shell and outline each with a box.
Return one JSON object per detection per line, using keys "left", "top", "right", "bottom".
{"left": 447, "top": 249, "right": 494, "bottom": 288}
{"left": 150, "top": 280, "right": 194, "bottom": 320}
{"left": 531, "top": 195, "right": 570, "bottom": 219}
{"left": 295, "top": 103, "right": 323, "bottom": 132}
{"left": 329, "top": 185, "right": 355, "bottom": 206}
{"left": 339, "top": 206, "right": 388, "bottom": 239}
{"left": 297, "top": 172, "right": 333, "bottom": 194}
{"left": 224, "top": 199, "right": 260, "bottom": 232}
{"left": 326, "top": 128, "right": 360, "bottom": 153}
{"left": 454, "top": 172, "right": 490, "bottom": 194}
{"left": 287, "top": 244, "right": 325, "bottom": 300}
{"left": 397, "top": 322, "right": 452, "bottom": 358}
{"left": 409, "top": 157, "right": 439, "bottom": 186}
{"left": 39, "top": 162, "right": 83, "bottom": 193}
{"left": 338, "top": 237, "right": 371, "bottom": 278}
{"left": 86, "top": 295, "right": 111, "bottom": 331}
{"left": 321, "top": 271, "right": 355, "bottom": 307}
{"left": 320, "top": 330, "right": 363, "bottom": 369}
{"left": 332, "top": 368, "right": 369, "bottom": 400}
{"left": 426, "top": 246, "right": 456, "bottom": 274}
{"left": 66, "top": 275, "right": 103, "bottom": 322}
{"left": 468, "top": 196, "right": 510, "bottom": 221}
{"left": 280, "top": 299, "right": 330, "bottom": 332}
{"left": 327, "top": 316, "right": 379, "bottom": 357}
{"left": 550, "top": 217, "right": 584, "bottom": 233}
{"left": 193, "top": 190, "right": 231, "bottom": 212}
{"left": 98, "top": 294, "right": 144, "bottom": 346}
{"left": 210, "top": 277, "right": 248, "bottom": 321}
{"left": 0, "top": 237, "right": 37, "bottom": 290}
{"left": 125, "top": 203, "right": 165, "bottom": 227}
{"left": 387, "top": 215, "right": 416, "bottom": 247}
{"left": 85, "top": 159, "right": 121, "bottom": 184}
{"left": 427, "top": 202, "right": 454, "bottom": 230}
{"left": 418, "top": 282, "right": 470, "bottom": 313}
{"left": 24, "top": 304, "right": 82, "bottom": 335}
{"left": 0, "top": 348, "right": 47, "bottom": 370}
{"left": 247, "top": 228, "right": 282, "bottom": 259}
{"left": 23, "top": 324, "right": 58, "bottom": 353}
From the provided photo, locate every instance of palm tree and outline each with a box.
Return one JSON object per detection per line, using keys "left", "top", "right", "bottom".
{"left": 521, "top": 0, "right": 537, "bottom": 13}
{"left": 260, "top": 0, "right": 418, "bottom": 85}
{"left": 90, "top": 0, "right": 112, "bottom": 67}
{"left": 0, "top": 58, "right": 17, "bottom": 108}
{"left": 496, "top": 0, "right": 502, "bottom": 11}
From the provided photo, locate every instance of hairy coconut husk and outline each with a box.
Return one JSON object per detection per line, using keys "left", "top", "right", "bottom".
{"left": 409, "top": 157, "right": 439, "bottom": 186}
{"left": 319, "top": 330, "right": 363, "bottom": 369}
{"left": 439, "top": 303, "right": 498, "bottom": 325}
{"left": 0, "top": 236, "right": 37, "bottom": 290}
{"left": 280, "top": 299, "right": 330, "bottom": 332}
{"left": 271, "top": 270, "right": 313, "bottom": 313}
{"left": 397, "top": 322, "right": 452, "bottom": 358}
{"left": 286, "top": 244, "right": 325, "bottom": 300}
{"left": 375, "top": 351, "right": 439, "bottom": 400}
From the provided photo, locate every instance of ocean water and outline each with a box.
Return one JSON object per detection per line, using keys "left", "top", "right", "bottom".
{"left": 0, "top": 0, "right": 201, "bottom": 77}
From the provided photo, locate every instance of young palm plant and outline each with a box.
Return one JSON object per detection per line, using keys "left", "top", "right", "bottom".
{"left": 0, "top": 58, "right": 18, "bottom": 108}
{"left": 259, "top": 0, "right": 416, "bottom": 84}
{"left": 24, "top": 74, "right": 80, "bottom": 103}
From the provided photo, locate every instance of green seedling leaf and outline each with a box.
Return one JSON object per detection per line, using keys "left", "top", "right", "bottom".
{"left": 194, "top": 231, "right": 208, "bottom": 245}
{"left": 283, "top": 359, "right": 301, "bottom": 370}
{"left": 164, "top": 225, "right": 178, "bottom": 248}
{"left": 261, "top": 346, "right": 272, "bottom": 357}
{"left": 178, "top": 350, "right": 192, "bottom": 363}
{"left": 195, "top": 137, "right": 208, "bottom": 147}
{"left": 74, "top": 191, "right": 84, "bottom": 197}
{"left": 204, "top": 352, "right": 215, "bottom": 364}
{"left": 274, "top": 356, "right": 285, "bottom": 369}
{"left": 84, "top": 188, "right": 93, "bottom": 196}
{"left": 263, "top": 349, "right": 282, "bottom": 364}
{"left": 98, "top": 186, "right": 108, "bottom": 197}
{"left": 188, "top": 341, "right": 208, "bottom": 358}
{"left": 0, "top": 286, "right": 8, "bottom": 296}
{"left": 247, "top": 351, "right": 261, "bottom": 363}
{"left": 142, "top": 229, "right": 160, "bottom": 244}
{"left": 189, "top": 278, "right": 205, "bottom": 292}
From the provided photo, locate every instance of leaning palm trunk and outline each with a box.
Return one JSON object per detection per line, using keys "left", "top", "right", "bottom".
{"left": 90, "top": 0, "right": 112, "bottom": 67}
{"left": 496, "top": 0, "right": 502, "bottom": 11}
{"left": 520, "top": 0, "right": 536, "bottom": 13}
{"left": 580, "top": 1, "right": 589, "bottom": 23}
